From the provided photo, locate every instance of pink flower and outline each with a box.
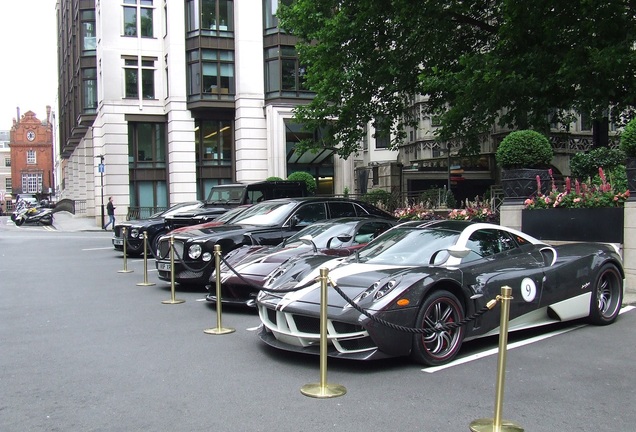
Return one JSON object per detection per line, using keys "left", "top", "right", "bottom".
{"left": 565, "top": 177, "right": 571, "bottom": 193}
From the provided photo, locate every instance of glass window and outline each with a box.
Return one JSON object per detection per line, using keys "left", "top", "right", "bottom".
{"left": 21, "top": 173, "right": 43, "bottom": 193}
{"left": 328, "top": 202, "right": 356, "bottom": 218}
{"left": 27, "top": 150, "right": 36, "bottom": 164}
{"left": 187, "top": 0, "right": 233, "bottom": 36}
{"left": 5, "top": 158, "right": 10, "bottom": 167}
{"left": 292, "top": 203, "right": 328, "bottom": 227}
{"left": 123, "top": 0, "right": 153, "bottom": 38}
{"left": 5, "top": 177, "right": 11, "bottom": 192}
{"left": 264, "top": 0, "right": 292, "bottom": 32}
{"left": 128, "top": 122, "right": 166, "bottom": 165}
{"left": 82, "top": 68, "right": 98, "bottom": 113}
{"left": 188, "top": 49, "right": 234, "bottom": 97}
{"left": 124, "top": 58, "right": 155, "bottom": 99}
{"left": 374, "top": 116, "right": 390, "bottom": 149}
{"left": 197, "top": 119, "right": 232, "bottom": 166}
{"left": 264, "top": 45, "right": 309, "bottom": 98}
{"left": 81, "top": 10, "right": 96, "bottom": 54}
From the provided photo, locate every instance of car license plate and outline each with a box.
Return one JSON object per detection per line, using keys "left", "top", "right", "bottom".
{"left": 158, "top": 262, "right": 171, "bottom": 271}
{"left": 113, "top": 238, "right": 123, "bottom": 246}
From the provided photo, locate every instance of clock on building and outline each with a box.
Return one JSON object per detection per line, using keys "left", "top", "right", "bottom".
{"left": 26, "top": 131, "right": 36, "bottom": 142}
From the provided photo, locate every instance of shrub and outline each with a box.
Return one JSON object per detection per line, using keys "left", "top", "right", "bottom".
{"left": 266, "top": 176, "right": 283, "bottom": 181}
{"left": 570, "top": 147, "right": 625, "bottom": 180}
{"left": 361, "top": 188, "right": 392, "bottom": 209}
{"left": 620, "top": 117, "right": 636, "bottom": 157}
{"left": 286, "top": 171, "right": 316, "bottom": 194}
{"left": 495, "top": 130, "right": 553, "bottom": 169}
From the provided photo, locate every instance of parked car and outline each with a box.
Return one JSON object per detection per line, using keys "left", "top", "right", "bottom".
{"left": 155, "top": 197, "right": 396, "bottom": 287}
{"left": 206, "top": 217, "right": 398, "bottom": 306}
{"left": 164, "top": 180, "right": 308, "bottom": 231}
{"left": 256, "top": 220, "right": 624, "bottom": 366}
{"left": 113, "top": 201, "right": 203, "bottom": 255}
{"left": 112, "top": 201, "right": 246, "bottom": 255}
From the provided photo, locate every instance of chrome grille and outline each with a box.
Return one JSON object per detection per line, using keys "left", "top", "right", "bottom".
{"left": 158, "top": 238, "right": 185, "bottom": 260}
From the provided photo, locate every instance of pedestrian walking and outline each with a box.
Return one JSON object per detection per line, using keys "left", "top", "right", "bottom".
{"left": 104, "top": 197, "right": 116, "bottom": 230}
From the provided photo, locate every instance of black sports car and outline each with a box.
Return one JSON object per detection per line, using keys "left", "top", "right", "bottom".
{"left": 155, "top": 197, "right": 396, "bottom": 287}
{"left": 256, "top": 220, "right": 624, "bottom": 366}
{"left": 207, "top": 217, "right": 398, "bottom": 306}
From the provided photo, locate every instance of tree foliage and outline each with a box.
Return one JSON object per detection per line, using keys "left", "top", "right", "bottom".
{"left": 278, "top": 0, "right": 636, "bottom": 159}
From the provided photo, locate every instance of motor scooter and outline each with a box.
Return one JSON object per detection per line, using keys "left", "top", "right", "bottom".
{"left": 13, "top": 200, "right": 54, "bottom": 226}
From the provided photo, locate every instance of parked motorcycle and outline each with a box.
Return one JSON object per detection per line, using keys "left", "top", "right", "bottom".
{"left": 13, "top": 200, "right": 54, "bottom": 226}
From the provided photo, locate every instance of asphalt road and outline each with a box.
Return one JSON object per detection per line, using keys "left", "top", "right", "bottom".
{"left": 2, "top": 217, "right": 636, "bottom": 432}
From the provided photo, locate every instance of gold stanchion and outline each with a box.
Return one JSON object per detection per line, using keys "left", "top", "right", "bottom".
{"left": 162, "top": 235, "right": 184, "bottom": 304}
{"left": 301, "top": 267, "right": 346, "bottom": 398}
{"left": 137, "top": 231, "right": 155, "bottom": 286}
{"left": 118, "top": 227, "right": 133, "bottom": 273}
{"left": 204, "top": 245, "right": 235, "bottom": 334}
{"left": 469, "top": 286, "right": 524, "bottom": 432}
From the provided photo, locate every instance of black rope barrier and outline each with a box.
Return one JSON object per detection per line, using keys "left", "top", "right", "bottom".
{"left": 171, "top": 244, "right": 217, "bottom": 274}
{"left": 218, "top": 254, "right": 499, "bottom": 334}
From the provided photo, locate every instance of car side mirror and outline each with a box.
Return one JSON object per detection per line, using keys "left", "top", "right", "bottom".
{"left": 299, "top": 235, "right": 318, "bottom": 253}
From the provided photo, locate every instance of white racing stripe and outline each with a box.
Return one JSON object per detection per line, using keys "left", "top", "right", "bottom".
{"left": 422, "top": 305, "right": 635, "bottom": 373}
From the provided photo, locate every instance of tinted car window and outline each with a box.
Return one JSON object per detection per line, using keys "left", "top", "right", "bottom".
{"left": 353, "top": 221, "right": 394, "bottom": 244}
{"left": 291, "top": 203, "right": 328, "bottom": 227}
{"left": 353, "top": 202, "right": 392, "bottom": 218}
{"left": 328, "top": 202, "right": 357, "bottom": 218}
{"left": 466, "top": 229, "right": 517, "bottom": 258}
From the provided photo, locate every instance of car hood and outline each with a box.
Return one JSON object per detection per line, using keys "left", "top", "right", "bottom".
{"left": 170, "top": 224, "right": 274, "bottom": 240}
{"left": 170, "top": 206, "right": 231, "bottom": 218}
{"left": 118, "top": 218, "right": 164, "bottom": 228}
{"left": 264, "top": 261, "right": 430, "bottom": 310}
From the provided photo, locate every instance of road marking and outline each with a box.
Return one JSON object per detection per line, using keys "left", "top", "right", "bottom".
{"left": 82, "top": 247, "right": 114, "bottom": 251}
{"left": 422, "top": 305, "right": 635, "bottom": 373}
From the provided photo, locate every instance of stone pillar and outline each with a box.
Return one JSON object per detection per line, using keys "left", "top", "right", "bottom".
{"left": 623, "top": 199, "right": 636, "bottom": 302}
{"left": 499, "top": 200, "right": 524, "bottom": 232}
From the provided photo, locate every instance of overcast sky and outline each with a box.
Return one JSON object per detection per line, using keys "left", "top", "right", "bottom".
{"left": 0, "top": 0, "right": 57, "bottom": 130}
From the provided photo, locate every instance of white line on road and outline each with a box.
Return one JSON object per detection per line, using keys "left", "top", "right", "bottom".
{"left": 82, "top": 247, "right": 115, "bottom": 251}
{"left": 422, "top": 305, "right": 635, "bottom": 373}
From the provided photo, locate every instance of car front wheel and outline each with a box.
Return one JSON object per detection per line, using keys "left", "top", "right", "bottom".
{"left": 410, "top": 290, "right": 465, "bottom": 366}
{"left": 588, "top": 263, "right": 623, "bottom": 325}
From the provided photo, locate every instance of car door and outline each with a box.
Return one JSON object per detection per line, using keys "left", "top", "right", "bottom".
{"left": 459, "top": 228, "right": 547, "bottom": 332}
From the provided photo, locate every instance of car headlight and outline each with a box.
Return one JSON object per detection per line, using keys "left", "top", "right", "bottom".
{"left": 130, "top": 228, "right": 139, "bottom": 238}
{"left": 188, "top": 244, "right": 202, "bottom": 259}
{"left": 202, "top": 252, "right": 212, "bottom": 262}
{"left": 355, "top": 278, "right": 399, "bottom": 304}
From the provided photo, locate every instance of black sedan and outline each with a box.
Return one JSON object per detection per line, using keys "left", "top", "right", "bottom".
{"left": 256, "top": 220, "right": 624, "bottom": 366}
{"left": 207, "top": 217, "right": 398, "bottom": 306}
{"left": 113, "top": 201, "right": 202, "bottom": 255}
{"left": 155, "top": 197, "right": 396, "bottom": 287}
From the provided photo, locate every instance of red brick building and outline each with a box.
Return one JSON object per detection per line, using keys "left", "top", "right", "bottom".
{"left": 9, "top": 108, "right": 54, "bottom": 201}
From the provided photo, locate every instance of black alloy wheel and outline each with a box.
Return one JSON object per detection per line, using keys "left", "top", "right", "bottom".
{"left": 588, "top": 263, "right": 623, "bottom": 325}
{"left": 410, "top": 290, "right": 465, "bottom": 366}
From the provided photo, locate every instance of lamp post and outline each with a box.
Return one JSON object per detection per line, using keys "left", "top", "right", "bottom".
{"left": 96, "top": 155, "right": 104, "bottom": 229}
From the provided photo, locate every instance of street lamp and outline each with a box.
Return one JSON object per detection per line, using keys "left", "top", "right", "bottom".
{"left": 96, "top": 155, "right": 104, "bottom": 229}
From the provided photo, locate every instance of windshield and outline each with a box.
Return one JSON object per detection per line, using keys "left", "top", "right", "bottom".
{"left": 357, "top": 227, "right": 460, "bottom": 266}
{"left": 230, "top": 201, "right": 297, "bottom": 226}
{"left": 152, "top": 202, "right": 202, "bottom": 218}
{"left": 206, "top": 186, "right": 246, "bottom": 203}
{"left": 215, "top": 205, "right": 251, "bottom": 223}
{"left": 284, "top": 221, "right": 356, "bottom": 248}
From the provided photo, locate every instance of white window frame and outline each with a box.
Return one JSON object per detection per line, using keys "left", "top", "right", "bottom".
{"left": 27, "top": 150, "right": 36, "bottom": 164}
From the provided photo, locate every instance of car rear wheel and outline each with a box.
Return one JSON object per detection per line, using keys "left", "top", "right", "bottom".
{"left": 410, "top": 290, "right": 465, "bottom": 366}
{"left": 588, "top": 263, "right": 623, "bottom": 325}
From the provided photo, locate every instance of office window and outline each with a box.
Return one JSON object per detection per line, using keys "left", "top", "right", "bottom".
{"left": 4, "top": 158, "right": 10, "bottom": 167}
{"left": 81, "top": 10, "right": 96, "bottom": 54}
{"left": 265, "top": 46, "right": 309, "bottom": 98}
{"left": 374, "top": 117, "right": 390, "bottom": 149}
{"left": 128, "top": 122, "right": 166, "bottom": 165}
{"left": 83, "top": 68, "right": 98, "bottom": 113}
{"left": 5, "top": 177, "right": 11, "bottom": 192}
{"left": 187, "top": 50, "right": 235, "bottom": 97}
{"left": 196, "top": 119, "right": 232, "bottom": 166}
{"left": 22, "top": 173, "right": 42, "bottom": 193}
{"left": 263, "top": 0, "right": 292, "bottom": 32}
{"left": 123, "top": 0, "right": 153, "bottom": 37}
{"left": 27, "top": 150, "right": 36, "bottom": 164}
{"left": 124, "top": 57, "right": 156, "bottom": 99}
{"left": 186, "top": 0, "right": 233, "bottom": 36}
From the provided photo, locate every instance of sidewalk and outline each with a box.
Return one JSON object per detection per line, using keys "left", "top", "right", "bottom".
{"left": 52, "top": 211, "right": 106, "bottom": 232}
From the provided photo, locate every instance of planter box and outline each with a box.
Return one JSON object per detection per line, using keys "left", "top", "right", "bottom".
{"left": 501, "top": 168, "right": 550, "bottom": 199}
{"left": 521, "top": 207, "right": 624, "bottom": 243}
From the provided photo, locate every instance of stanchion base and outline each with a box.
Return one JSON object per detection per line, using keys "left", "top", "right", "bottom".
{"left": 136, "top": 282, "right": 156, "bottom": 286}
{"left": 300, "top": 383, "right": 347, "bottom": 399}
{"left": 469, "top": 418, "right": 524, "bottom": 432}
{"left": 161, "top": 299, "right": 185, "bottom": 304}
{"left": 118, "top": 270, "right": 133, "bottom": 273}
{"left": 203, "top": 327, "right": 236, "bottom": 335}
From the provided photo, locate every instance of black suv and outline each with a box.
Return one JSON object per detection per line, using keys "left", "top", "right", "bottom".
{"left": 155, "top": 197, "right": 396, "bottom": 287}
{"left": 164, "top": 180, "right": 307, "bottom": 230}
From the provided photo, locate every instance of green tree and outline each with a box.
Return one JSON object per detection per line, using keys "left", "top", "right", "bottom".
{"left": 278, "top": 0, "right": 636, "bottom": 158}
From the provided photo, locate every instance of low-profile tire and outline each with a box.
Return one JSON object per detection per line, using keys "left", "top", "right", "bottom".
{"left": 15, "top": 217, "right": 24, "bottom": 226}
{"left": 588, "top": 263, "right": 623, "bottom": 325}
{"left": 410, "top": 290, "right": 465, "bottom": 366}
{"left": 150, "top": 231, "right": 166, "bottom": 258}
